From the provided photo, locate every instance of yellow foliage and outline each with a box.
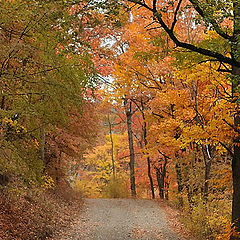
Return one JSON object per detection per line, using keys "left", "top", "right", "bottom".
{"left": 1, "top": 117, "right": 27, "bottom": 134}
{"left": 74, "top": 179, "right": 102, "bottom": 198}
{"left": 41, "top": 175, "right": 55, "bottom": 189}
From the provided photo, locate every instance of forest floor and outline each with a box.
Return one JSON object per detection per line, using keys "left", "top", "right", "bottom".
{"left": 50, "top": 198, "right": 191, "bottom": 240}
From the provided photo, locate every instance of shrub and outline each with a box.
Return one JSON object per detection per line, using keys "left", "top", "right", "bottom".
{"left": 176, "top": 194, "right": 231, "bottom": 240}
{"left": 102, "top": 177, "right": 129, "bottom": 198}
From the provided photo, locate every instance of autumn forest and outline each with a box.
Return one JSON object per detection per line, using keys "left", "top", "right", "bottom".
{"left": 0, "top": 0, "right": 240, "bottom": 239}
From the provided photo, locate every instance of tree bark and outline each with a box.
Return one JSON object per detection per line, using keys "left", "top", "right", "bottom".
{"left": 155, "top": 166, "right": 164, "bottom": 199}
{"left": 232, "top": 67, "right": 240, "bottom": 239}
{"left": 124, "top": 98, "right": 136, "bottom": 197}
{"left": 165, "top": 176, "right": 169, "bottom": 200}
{"left": 155, "top": 153, "right": 168, "bottom": 199}
{"left": 201, "top": 145, "right": 213, "bottom": 202}
{"left": 108, "top": 114, "right": 116, "bottom": 179}
{"left": 141, "top": 104, "right": 155, "bottom": 199}
{"left": 175, "top": 162, "right": 184, "bottom": 207}
{"left": 147, "top": 155, "right": 155, "bottom": 199}
{"left": 203, "top": 158, "right": 211, "bottom": 201}
{"left": 231, "top": 1, "right": 240, "bottom": 236}
{"left": 232, "top": 122, "right": 240, "bottom": 238}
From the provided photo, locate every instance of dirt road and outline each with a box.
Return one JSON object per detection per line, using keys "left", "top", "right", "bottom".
{"left": 54, "top": 199, "right": 187, "bottom": 240}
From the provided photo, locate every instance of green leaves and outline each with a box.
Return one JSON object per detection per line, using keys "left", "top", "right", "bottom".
{"left": 0, "top": 0, "right": 98, "bottom": 187}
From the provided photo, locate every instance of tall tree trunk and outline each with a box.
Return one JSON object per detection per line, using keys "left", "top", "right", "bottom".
{"left": 142, "top": 108, "right": 155, "bottom": 199}
{"left": 165, "top": 176, "right": 169, "bottom": 200}
{"left": 231, "top": 1, "right": 240, "bottom": 237}
{"left": 203, "top": 159, "right": 211, "bottom": 201}
{"left": 232, "top": 68, "right": 240, "bottom": 239}
{"left": 155, "top": 166, "right": 164, "bottom": 199}
{"left": 201, "top": 145, "right": 213, "bottom": 202}
{"left": 124, "top": 98, "right": 136, "bottom": 197}
{"left": 155, "top": 153, "right": 168, "bottom": 200}
{"left": 147, "top": 155, "right": 155, "bottom": 199}
{"left": 175, "top": 161, "right": 184, "bottom": 207}
{"left": 108, "top": 114, "right": 116, "bottom": 179}
{"left": 232, "top": 124, "right": 240, "bottom": 238}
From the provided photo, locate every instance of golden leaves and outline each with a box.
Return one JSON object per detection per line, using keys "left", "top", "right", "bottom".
{"left": 41, "top": 175, "right": 55, "bottom": 189}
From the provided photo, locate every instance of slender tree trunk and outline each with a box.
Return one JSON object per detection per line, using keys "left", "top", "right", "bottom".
{"left": 142, "top": 111, "right": 155, "bottom": 199}
{"left": 203, "top": 159, "right": 211, "bottom": 201}
{"left": 108, "top": 114, "right": 116, "bottom": 179}
{"left": 127, "top": 113, "right": 136, "bottom": 197}
{"left": 147, "top": 156, "right": 155, "bottom": 199}
{"left": 175, "top": 162, "right": 184, "bottom": 207}
{"left": 162, "top": 156, "right": 167, "bottom": 199}
{"left": 155, "top": 154, "right": 168, "bottom": 200}
{"left": 124, "top": 99, "right": 136, "bottom": 197}
{"left": 201, "top": 145, "right": 213, "bottom": 202}
{"left": 155, "top": 166, "right": 164, "bottom": 199}
{"left": 165, "top": 176, "right": 169, "bottom": 200}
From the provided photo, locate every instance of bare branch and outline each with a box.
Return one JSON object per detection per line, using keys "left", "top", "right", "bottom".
{"left": 218, "top": 140, "right": 234, "bottom": 158}
{"left": 152, "top": 111, "right": 164, "bottom": 119}
{"left": 153, "top": 0, "right": 157, "bottom": 12}
{"left": 222, "top": 118, "right": 240, "bottom": 134}
{"left": 158, "top": 149, "right": 171, "bottom": 159}
{"left": 144, "top": 21, "right": 158, "bottom": 29}
{"left": 171, "top": 0, "right": 183, "bottom": 32}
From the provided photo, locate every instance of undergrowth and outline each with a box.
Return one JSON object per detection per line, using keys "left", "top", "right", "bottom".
{"left": 102, "top": 177, "right": 129, "bottom": 198}
{"left": 0, "top": 182, "right": 83, "bottom": 240}
{"left": 169, "top": 194, "right": 231, "bottom": 240}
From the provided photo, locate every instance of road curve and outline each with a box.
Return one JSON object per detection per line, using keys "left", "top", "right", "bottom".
{"left": 55, "top": 198, "right": 187, "bottom": 240}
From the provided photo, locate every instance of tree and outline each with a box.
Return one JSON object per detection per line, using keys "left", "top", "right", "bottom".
{"left": 110, "top": 15, "right": 171, "bottom": 198}
{"left": 131, "top": 97, "right": 155, "bottom": 199}
{"left": 123, "top": 98, "right": 137, "bottom": 197}
{"left": 81, "top": 129, "right": 130, "bottom": 197}
{"left": 106, "top": 113, "right": 116, "bottom": 179}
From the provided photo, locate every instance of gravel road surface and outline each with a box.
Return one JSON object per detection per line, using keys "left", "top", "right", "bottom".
{"left": 55, "top": 199, "right": 187, "bottom": 240}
